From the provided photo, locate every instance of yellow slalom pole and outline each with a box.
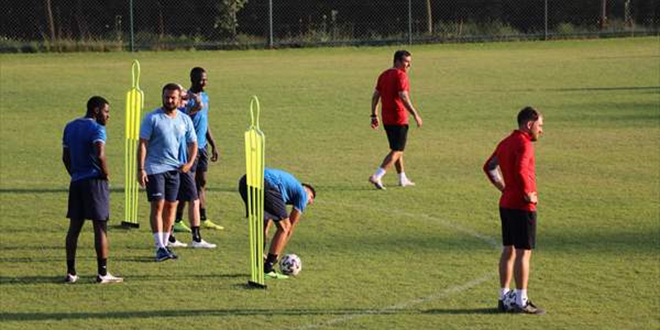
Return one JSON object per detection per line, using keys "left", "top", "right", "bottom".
{"left": 245, "top": 96, "right": 266, "bottom": 289}
{"left": 122, "top": 60, "right": 143, "bottom": 228}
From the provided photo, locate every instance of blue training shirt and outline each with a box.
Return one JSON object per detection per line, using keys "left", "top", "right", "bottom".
{"left": 183, "top": 91, "right": 209, "bottom": 149}
{"left": 62, "top": 117, "right": 106, "bottom": 182}
{"left": 264, "top": 168, "right": 308, "bottom": 213}
{"left": 140, "top": 108, "right": 196, "bottom": 175}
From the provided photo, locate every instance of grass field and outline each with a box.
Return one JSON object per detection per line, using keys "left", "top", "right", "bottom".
{"left": 0, "top": 37, "right": 658, "bottom": 330}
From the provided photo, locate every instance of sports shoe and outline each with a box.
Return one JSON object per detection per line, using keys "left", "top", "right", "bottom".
{"left": 96, "top": 273, "right": 123, "bottom": 284}
{"left": 265, "top": 271, "right": 289, "bottom": 279}
{"left": 166, "top": 247, "right": 178, "bottom": 259}
{"left": 368, "top": 175, "right": 386, "bottom": 190}
{"left": 201, "top": 219, "right": 224, "bottom": 230}
{"left": 513, "top": 301, "right": 546, "bottom": 315}
{"left": 64, "top": 273, "right": 78, "bottom": 283}
{"left": 191, "top": 239, "right": 217, "bottom": 249}
{"left": 497, "top": 300, "right": 506, "bottom": 313}
{"left": 399, "top": 179, "right": 416, "bottom": 187}
{"left": 173, "top": 221, "right": 192, "bottom": 233}
{"left": 167, "top": 239, "right": 188, "bottom": 248}
{"left": 155, "top": 247, "right": 172, "bottom": 262}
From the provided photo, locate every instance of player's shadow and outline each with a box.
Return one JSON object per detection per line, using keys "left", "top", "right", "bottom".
{"left": 422, "top": 308, "right": 499, "bottom": 315}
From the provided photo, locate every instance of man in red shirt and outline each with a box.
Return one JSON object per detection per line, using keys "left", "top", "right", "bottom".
{"left": 484, "top": 106, "right": 545, "bottom": 314}
{"left": 369, "top": 50, "right": 423, "bottom": 190}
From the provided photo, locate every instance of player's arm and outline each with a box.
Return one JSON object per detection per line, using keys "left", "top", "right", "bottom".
{"left": 137, "top": 138, "right": 148, "bottom": 187}
{"left": 483, "top": 153, "right": 505, "bottom": 192}
{"left": 94, "top": 141, "right": 110, "bottom": 180}
{"left": 515, "top": 146, "right": 537, "bottom": 204}
{"left": 285, "top": 208, "right": 303, "bottom": 243}
{"left": 181, "top": 141, "right": 198, "bottom": 173}
{"left": 399, "top": 90, "right": 422, "bottom": 127}
{"left": 206, "top": 127, "right": 219, "bottom": 162}
{"left": 62, "top": 147, "right": 72, "bottom": 175}
{"left": 186, "top": 92, "right": 204, "bottom": 115}
{"left": 371, "top": 90, "right": 380, "bottom": 129}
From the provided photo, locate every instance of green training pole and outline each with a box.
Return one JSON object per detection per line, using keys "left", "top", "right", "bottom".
{"left": 122, "top": 60, "right": 143, "bottom": 228}
{"left": 245, "top": 96, "right": 266, "bottom": 289}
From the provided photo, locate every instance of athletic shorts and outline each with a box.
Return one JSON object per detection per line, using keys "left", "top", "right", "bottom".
{"left": 177, "top": 170, "right": 199, "bottom": 201}
{"left": 146, "top": 170, "right": 180, "bottom": 202}
{"left": 195, "top": 148, "right": 209, "bottom": 173}
{"left": 500, "top": 208, "right": 537, "bottom": 250}
{"left": 67, "top": 178, "right": 109, "bottom": 221}
{"left": 384, "top": 124, "right": 409, "bottom": 151}
{"left": 238, "top": 175, "right": 288, "bottom": 222}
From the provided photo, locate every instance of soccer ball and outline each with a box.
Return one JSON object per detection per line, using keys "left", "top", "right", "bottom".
{"left": 502, "top": 291, "right": 518, "bottom": 312}
{"left": 279, "top": 254, "right": 302, "bottom": 276}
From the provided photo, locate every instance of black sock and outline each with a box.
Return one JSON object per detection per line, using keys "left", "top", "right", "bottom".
{"left": 169, "top": 234, "right": 177, "bottom": 243}
{"left": 192, "top": 226, "right": 201, "bottom": 242}
{"left": 264, "top": 254, "right": 278, "bottom": 273}
{"left": 200, "top": 208, "right": 207, "bottom": 221}
{"left": 67, "top": 259, "right": 76, "bottom": 275}
{"left": 97, "top": 258, "right": 107, "bottom": 276}
{"left": 175, "top": 211, "right": 183, "bottom": 222}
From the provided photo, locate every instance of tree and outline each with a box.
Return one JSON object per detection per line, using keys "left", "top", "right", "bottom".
{"left": 214, "top": 0, "right": 249, "bottom": 39}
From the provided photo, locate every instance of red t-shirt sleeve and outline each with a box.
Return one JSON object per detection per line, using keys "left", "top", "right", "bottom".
{"left": 515, "top": 143, "right": 535, "bottom": 195}
{"left": 375, "top": 73, "right": 384, "bottom": 93}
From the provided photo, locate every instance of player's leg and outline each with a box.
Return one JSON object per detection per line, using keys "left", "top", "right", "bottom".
{"left": 65, "top": 217, "right": 85, "bottom": 282}
{"left": 262, "top": 182, "right": 289, "bottom": 276}
{"left": 264, "top": 218, "right": 291, "bottom": 273}
{"left": 196, "top": 150, "right": 223, "bottom": 230}
{"left": 92, "top": 220, "right": 123, "bottom": 283}
{"left": 146, "top": 172, "right": 171, "bottom": 261}
{"left": 180, "top": 170, "right": 215, "bottom": 248}
{"left": 173, "top": 201, "right": 191, "bottom": 233}
{"left": 512, "top": 210, "right": 544, "bottom": 314}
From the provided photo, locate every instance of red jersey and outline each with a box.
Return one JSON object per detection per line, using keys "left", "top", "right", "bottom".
{"left": 484, "top": 130, "right": 537, "bottom": 211}
{"left": 376, "top": 68, "right": 410, "bottom": 125}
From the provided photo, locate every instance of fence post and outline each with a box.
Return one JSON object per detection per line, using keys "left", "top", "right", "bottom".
{"left": 408, "top": 0, "right": 412, "bottom": 45}
{"left": 129, "top": 0, "right": 135, "bottom": 52}
{"left": 544, "top": 0, "right": 548, "bottom": 40}
{"left": 269, "top": 0, "right": 274, "bottom": 48}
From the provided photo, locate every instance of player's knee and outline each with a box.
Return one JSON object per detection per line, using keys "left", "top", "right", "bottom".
{"left": 196, "top": 176, "right": 207, "bottom": 188}
{"left": 501, "top": 246, "right": 515, "bottom": 259}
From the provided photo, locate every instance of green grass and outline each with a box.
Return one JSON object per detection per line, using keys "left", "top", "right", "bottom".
{"left": 1, "top": 37, "right": 659, "bottom": 330}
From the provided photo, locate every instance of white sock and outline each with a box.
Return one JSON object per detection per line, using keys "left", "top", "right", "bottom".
{"left": 374, "top": 168, "right": 386, "bottom": 180}
{"left": 515, "top": 289, "right": 528, "bottom": 307}
{"left": 499, "top": 288, "right": 510, "bottom": 300}
{"left": 163, "top": 231, "right": 171, "bottom": 245}
{"left": 153, "top": 233, "right": 165, "bottom": 249}
{"left": 398, "top": 172, "right": 408, "bottom": 182}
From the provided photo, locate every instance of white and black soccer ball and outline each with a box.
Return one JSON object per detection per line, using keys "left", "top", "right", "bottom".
{"left": 279, "top": 254, "right": 302, "bottom": 276}
{"left": 502, "top": 291, "right": 518, "bottom": 312}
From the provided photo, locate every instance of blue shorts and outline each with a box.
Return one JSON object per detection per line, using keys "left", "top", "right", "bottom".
{"left": 146, "top": 170, "right": 180, "bottom": 202}
{"left": 238, "top": 175, "right": 288, "bottom": 222}
{"left": 195, "top": 148, "right": 209, "bottom": 173}
{"left": 177, "top": 170, "right": 199, "bottom": 201}
{"left": 67, "top": 178, "right": 109, "bottom": 221}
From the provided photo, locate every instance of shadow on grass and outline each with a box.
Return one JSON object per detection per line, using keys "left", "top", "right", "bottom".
{"left": 0, "top": 308, "right": 428, "bottom": 321}
{"left": 0, "top": 273, "right": 249, "bottom": 285}
{"left": 422, "top": 307, "right": 499, "bottom": 314}
{"left": 0, "top": 187, "right": 238, "bottom": 194}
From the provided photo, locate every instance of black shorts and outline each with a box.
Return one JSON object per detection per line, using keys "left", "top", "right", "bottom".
{"left": 177, "top": 170, "right": 199, "bottom": 201}
{"left": 239, "top": 175, "right": 288, "bottom": 222}
{"left": 384, "top": 124, "right": 409, "bottom": 151}
{"left": 146, "top": 170, "right": 180, "bottom": 202}
{"left": 67, "top": 178, "right": 109, "bottom": 221}
{"left": 195, "top": 148, "right": 209, "bottom": 173}
{"left": 500, "top": 208, "right": 537, "bottom": 250}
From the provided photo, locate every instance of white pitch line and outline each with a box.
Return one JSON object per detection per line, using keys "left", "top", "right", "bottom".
{"left": 288, "top": 200, "right": 499, "bottom": 330}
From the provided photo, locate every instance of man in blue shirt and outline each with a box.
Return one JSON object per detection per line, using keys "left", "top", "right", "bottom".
{"left": 62, "top": 96, "right": 122, "bottom": 284}
{"left": 239, "top": 168, "right": 316, "bottom": 278}
{"left": 174, "top": 67, "right": 223, "bottom": 232}
{"left": 138, "top": 84, "right": 198, "bottom": 262}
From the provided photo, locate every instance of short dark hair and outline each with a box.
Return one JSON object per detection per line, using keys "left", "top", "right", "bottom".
{"left": 393, "top": 50, "right": 411, "bottom": 64}
{"left": 190, "top": 67, "right": 206, "bottom": 81}
{"left": 86, "top": 96, "right": 109, "bottom": 115}
{"left": 302, "top": 183, "right": 316, "bottom": 200}
{"left": 517, "top": 106, "right": 541, "bottom": 126}
{"left": 162, "top": 83, "right": 182, "bottom": 95}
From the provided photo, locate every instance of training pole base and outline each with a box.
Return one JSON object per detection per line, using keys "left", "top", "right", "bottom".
{"left": 121, "top": 221, "right": 140, "bottom": 229}
{"left": 247, "top": 281, "right": 267, "bottom": 289}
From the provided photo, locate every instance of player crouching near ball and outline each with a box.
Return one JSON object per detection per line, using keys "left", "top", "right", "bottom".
{"left": 483, "top": 106, "right": 545, "bottom": 314}
{"left": 239, "top": 168, "right": 315, "bottom": 279}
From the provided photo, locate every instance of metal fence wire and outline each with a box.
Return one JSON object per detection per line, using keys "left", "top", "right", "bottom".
{"left": 2, "top": 0, "right": 658, "bottom": 52}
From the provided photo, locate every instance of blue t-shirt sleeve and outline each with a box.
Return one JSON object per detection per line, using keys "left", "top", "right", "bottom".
{"left": 93, "top": 125, "right": 106, "bottom": 144}
{"left": 292, "top": 185, "right": 308, "bottom": 213}
{"left": 184, "top": 115, "right": 197, "bottom": 144}
{"left": 62, "top": 124, "right": 70, "bottom": 148}
{"left": 139, "top": 114, "right": 152, "bottom": 140}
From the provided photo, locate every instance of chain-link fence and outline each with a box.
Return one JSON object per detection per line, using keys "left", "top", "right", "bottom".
{"left": 2, "top": 0, "right": 658, "bottom": 52}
